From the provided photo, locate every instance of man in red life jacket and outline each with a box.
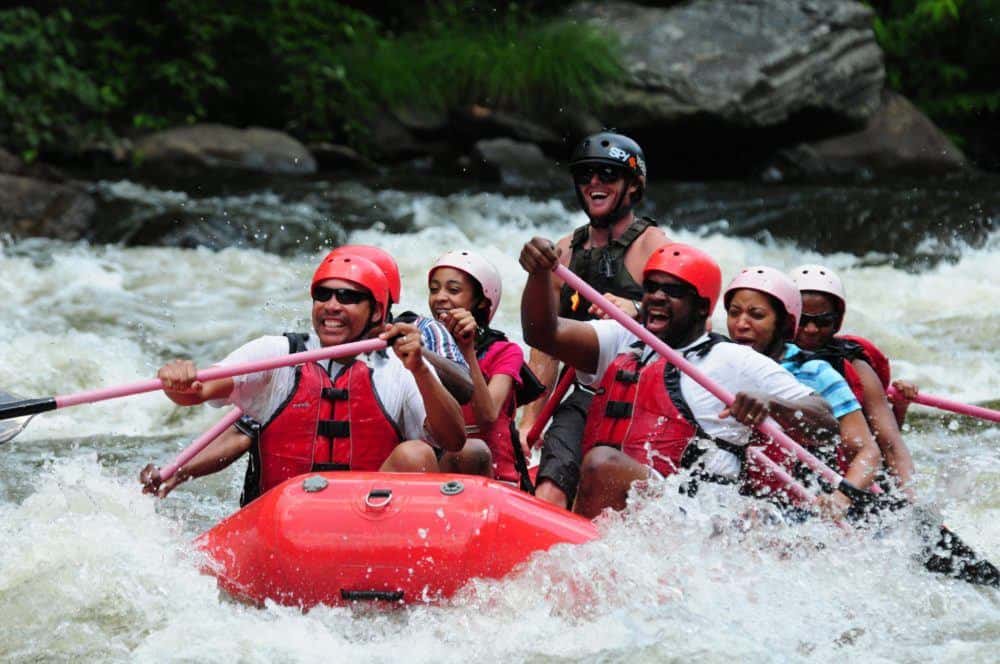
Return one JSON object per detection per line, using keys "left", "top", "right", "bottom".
{"left": 790, "top": 264, "right": 916, "bottom": 497}
{"left": 143, "top": 253, "right": 466, "bottom": 505}
{"left": 520, "top": 240, "right": 837, "bottom": 518}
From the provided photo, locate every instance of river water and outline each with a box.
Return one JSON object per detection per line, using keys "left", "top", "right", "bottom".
{"left": 0, "top": 173, "right": 997, "bottom": 662}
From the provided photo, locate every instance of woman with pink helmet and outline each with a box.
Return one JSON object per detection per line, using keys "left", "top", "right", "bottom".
{"left": 427, "top": 250, "right": 536, "bottom": 489}
{"left": 789, "top": 263, "right": 917, "bottom": 499}
{"left": 724, "top": 266, "right": 881, "bottom": 519}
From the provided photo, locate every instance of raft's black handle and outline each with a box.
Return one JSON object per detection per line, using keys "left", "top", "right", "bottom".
{"left": 341, "top": 589, "right": 404, "bottom": 602}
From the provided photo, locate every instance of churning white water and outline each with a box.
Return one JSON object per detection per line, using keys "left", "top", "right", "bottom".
{"left": 0, "top": 181, "right": 997, "bottom": 662}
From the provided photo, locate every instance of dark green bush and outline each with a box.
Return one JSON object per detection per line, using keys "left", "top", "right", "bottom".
{"left": 0, "top": 1, "right": 620, "bottom": 159}
{"left": 869, "top": 0, "right": 1000, "bottom": 138}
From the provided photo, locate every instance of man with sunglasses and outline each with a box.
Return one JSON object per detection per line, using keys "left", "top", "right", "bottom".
{"left": 146, "top": 253, "right": 466, "bottom": 506}
{"left": 520, "top": 240, "right": 836, "bottom": 518}
{"left": 519, "top": 131, "right": 671, "bottom": 509}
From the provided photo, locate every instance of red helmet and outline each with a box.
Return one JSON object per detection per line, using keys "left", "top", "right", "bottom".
{"left": 643, "top": 243, "right": 722, "bottom": 313}
{"left": 328, "top": 245, "right": 401, "bottom": 304}
{"left": 311, "top": 254, "right": 390, "bottom": 324}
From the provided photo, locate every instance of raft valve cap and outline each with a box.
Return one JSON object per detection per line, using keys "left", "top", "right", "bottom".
{"left": 302, "top": 476, "right": 329, "bottom": 493}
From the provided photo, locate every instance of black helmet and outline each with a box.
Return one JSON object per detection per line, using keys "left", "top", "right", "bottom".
{"left": 570, "top": 132, "right": 646, "bottom": 181}
{"left": 569, "top": 131, "right": 646, "bottom": 226}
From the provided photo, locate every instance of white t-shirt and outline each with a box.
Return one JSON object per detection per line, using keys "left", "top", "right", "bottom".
{"left": 210, "top": 335, "right": 431, "bottom": 442}
{"left": 578, "top": 321, "right": 814, "bottom": 477}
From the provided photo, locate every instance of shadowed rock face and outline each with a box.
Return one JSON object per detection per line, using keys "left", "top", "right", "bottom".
{"left": 0, "top": 174, "right": 95, "bottom": 241}
{"left": 566, "top": 0, "right": 885, "bottom": 177}
{"left": 569, "top": 0, "right": 883, "bottom": 127}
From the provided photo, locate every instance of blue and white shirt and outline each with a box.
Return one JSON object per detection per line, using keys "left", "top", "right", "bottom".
{"left": 780, "top": 343, "right": 861, "bottom": 420}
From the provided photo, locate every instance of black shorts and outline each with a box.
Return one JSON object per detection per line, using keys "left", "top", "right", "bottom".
{"left": 536, "top": 386, "right": 594, "bottom": 502}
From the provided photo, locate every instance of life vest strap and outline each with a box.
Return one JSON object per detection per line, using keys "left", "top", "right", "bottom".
{"left": 317, "top": 420, "right": 350, "bottom": 438}
{"left": 322, "top": 387, "right": 349, "bottom": 400}
{"left": 605, "top": 401, "right": 633, "bottom": 418}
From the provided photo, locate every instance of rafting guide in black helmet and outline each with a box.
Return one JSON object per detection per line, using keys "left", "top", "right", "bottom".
{"left": 569, "top": 131, "right": 647, "bottom": 228}
{"left": 517, "top": 130, "right": 669, "bottom": 511}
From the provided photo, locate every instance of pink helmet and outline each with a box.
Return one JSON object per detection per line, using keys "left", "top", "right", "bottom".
{"left": 723, "top": 266, "right": 802, "bottom": 339}
{"left": 789, "top": 264, "right": 846, "bottom": 313}
{"left": 428, "top": 250, "right": 503, "bottom": 323}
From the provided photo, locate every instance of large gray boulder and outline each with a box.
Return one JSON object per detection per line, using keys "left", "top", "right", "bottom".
{"left": 0, "top": 173, "right": 95, "bottom": 240}
{"left": 133, "top": 124, "right": 317, "bottom": 175}
{"left": 794, "top": 90, "right": 967, "bottom": 176}
{"left": 567, "top": 0, "right": 884, "bottom": 129}
{"left": 471, "top": 138, "right": 565, "bottom": 188}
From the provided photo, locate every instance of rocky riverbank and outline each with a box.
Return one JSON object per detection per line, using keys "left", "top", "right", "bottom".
{"left": 0, "top": 0, "right": 971, "bottom": 245}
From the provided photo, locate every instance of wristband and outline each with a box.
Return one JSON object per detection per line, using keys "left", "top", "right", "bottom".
{"left": 633, "top": 300, "right": 642, "bottom": 317}
{"left": 836, "top": 479, "right": 876, "bottom": 505}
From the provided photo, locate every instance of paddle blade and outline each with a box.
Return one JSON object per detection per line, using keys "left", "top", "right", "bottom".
{"left": 0, "top": 390, "right": 34, "bottom": 445}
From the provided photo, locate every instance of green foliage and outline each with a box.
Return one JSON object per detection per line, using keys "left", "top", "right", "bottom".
{"left": 0, "top": 8, "right": 113, "bottom": 158}
{"left": 869, "top": 0, "right": 1000, "bottom": 123}
{"left": 0, "top": 1, "right": 621, "bottom": 158}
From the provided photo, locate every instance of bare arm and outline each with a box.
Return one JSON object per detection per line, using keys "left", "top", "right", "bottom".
{"left": 422, "top": 351, "right": 474, "bottom": 405}
{"left": 723, "top": 392, "right": 838, "bottom": 447}
{"left": 441, "top": 308, "right": 513, "bottom": 425}
{"left": 889, "top": 378, "right": 919, "bottom": 428}
{"left": 384, "top": 323, "right": 466, "bottom": 453}
{"left": 836, "top": 409, "right": 882, "bottom": 490}
{"left": 158, "top": 359, "right": 234, "bottom": 406}
{"left": 855, "top": 359, "right": 916, "bottom": 491}
{"left": 519, "top": 237, "right": 601, "bottom": 374}
{"left": 140, "top": 426, "right": 252, "bottom": 498}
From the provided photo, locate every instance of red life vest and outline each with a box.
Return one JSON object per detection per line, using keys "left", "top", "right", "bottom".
{"left": 469, "top": 330, "right": 535, "bottom": 491}
{"left": 242, "top": 334, "right": 403, "bottom": 505}
{"left": 581, "top": 336, "right": 734, "bottom": 478}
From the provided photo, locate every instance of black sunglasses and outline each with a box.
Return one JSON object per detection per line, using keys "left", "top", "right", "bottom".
{"left": 572, "top": 164, "right": 625, "bottom": 185}
{"left": 642, "top": 280, "right": 695, "bottom": 299}
{"left": 312, "top": 286, "right": 371, "bottom": 305}
{"left": 800, "top": 312, "right": 839, "bottom": 328}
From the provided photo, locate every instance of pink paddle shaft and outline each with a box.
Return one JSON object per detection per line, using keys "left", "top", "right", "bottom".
{"left": 53, "top": 338, "right": 387, "bottom": 410}
{"left": 160, "top": 407, "right": 245, "bottom": 482}
{"left": 888, "top": 386, "right": 1000, "bottom": 423}
{"left": 526, "top": 368, "right": 577, "bottom": 446}
{"left": 556, "top": 265, "right": 851, "bottom": 503}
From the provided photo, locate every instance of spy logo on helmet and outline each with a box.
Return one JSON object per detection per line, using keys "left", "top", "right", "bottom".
{"left": 608, "top": 146, "right": 629, "bottom": 162}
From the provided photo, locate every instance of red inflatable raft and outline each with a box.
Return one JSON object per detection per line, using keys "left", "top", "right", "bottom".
{"left": 196, "top": 472, "right": 598, "bottom": 607}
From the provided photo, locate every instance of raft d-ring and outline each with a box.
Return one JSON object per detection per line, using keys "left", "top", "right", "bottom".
{"left": 365, "top": 488, "right": 393, "bottom": 509}
{"left": 440, "top": 480, "right": 464, "bottom": 496}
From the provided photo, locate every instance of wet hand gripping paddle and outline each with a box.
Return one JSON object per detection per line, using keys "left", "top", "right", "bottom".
{"left": 887, "top": 386, "right": 1000, "bottom": 424}
{"left": 0, "top": 337, "right": 388, "bottom": 444}
{"left": 557, "top": 264, "right": 998, "bottom": 587}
